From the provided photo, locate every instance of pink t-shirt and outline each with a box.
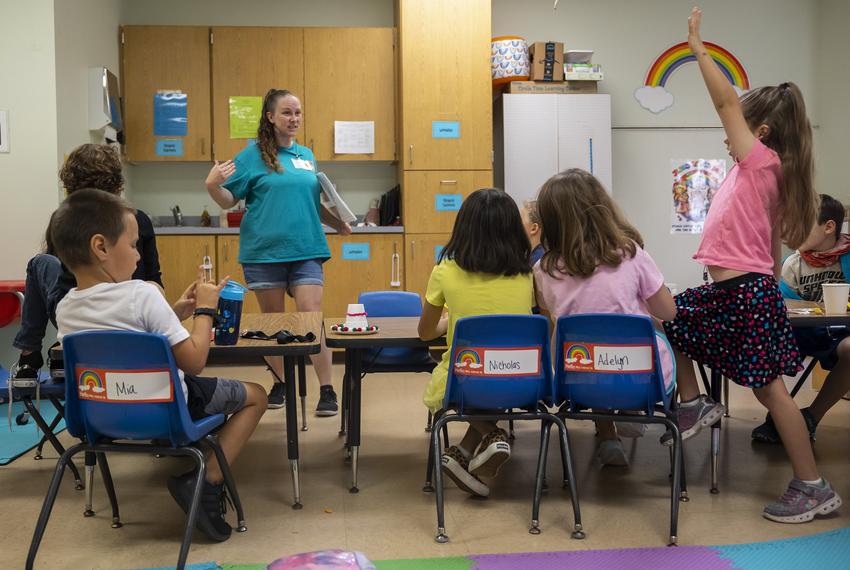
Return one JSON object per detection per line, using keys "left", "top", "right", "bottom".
{"left": 534, "top": 246, "right": 674, "bottom": 389}
{"left": 694, "top": 140, "right": 782, "bottom": 275}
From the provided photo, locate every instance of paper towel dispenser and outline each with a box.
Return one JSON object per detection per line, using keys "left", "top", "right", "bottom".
{"left": 88, "top": 67, "right": 123, "bottom": 142}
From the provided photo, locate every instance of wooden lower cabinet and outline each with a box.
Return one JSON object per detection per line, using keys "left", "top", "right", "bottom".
{"left": 156, "top": 235, "right": 216, "bottom": 306}
{"left": 215, "top": 235, "right": 263, "bottom": 314}
{"left": 402, "top": 170, "right": 492, "bottom": 234}
{"left": 404, "top": 233, "right": 450, "bottom": 302}
{"left": 322, "top": 234, "right": 404, "bottom": 317}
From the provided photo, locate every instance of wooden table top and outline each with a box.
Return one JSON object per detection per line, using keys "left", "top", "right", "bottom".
{"left": 324, "top": 316, "right": 447, "bottom": 349}
{"left": 209, "top": 312, "right": 323, "bottom": 357}
{"left": 786, "top": 300, "right": 850, "bottom": 328}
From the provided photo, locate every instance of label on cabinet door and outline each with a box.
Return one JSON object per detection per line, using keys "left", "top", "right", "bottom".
{"left": 435, "top": 194, "right": 462, "bottom": 211}
{"left": 342, "top": 243, "right": 370, "bottom": 261}
{"left": 431, "top": 121, "right": 461, "bottom": 139}
{"left": 434, "top": 246, "right": 444, "bottom": 263}
{"left": 156, "top": 139, "right": 184, "bottom": 157}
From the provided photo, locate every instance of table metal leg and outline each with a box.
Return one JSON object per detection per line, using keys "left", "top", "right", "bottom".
{"left": 339, "top": 350, "right": 351, "bottom": 438}
{"left": 723, "top": 376, "right": 730, "bottom": 417}
{"left": 283, "top": 356, "right": 303, "bottom": 509}
{"left": 298, "top": 357, "right": 308, "bottom": 432}
{"left": 349, "top": 348, "right": 363, "bottom": 493}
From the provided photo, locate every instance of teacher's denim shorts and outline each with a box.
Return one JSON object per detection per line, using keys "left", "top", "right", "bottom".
{"left": 242, "top": 259, "right": 324, "bottom": 290}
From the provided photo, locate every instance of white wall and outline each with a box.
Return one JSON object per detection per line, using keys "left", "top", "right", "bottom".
{"left": 815, "top": 0, "right": 850, "bottom": 203}
{"left": 120, "top": 0, "right": 397, "bottom": 220}
{"left": 493, "top": 0, "right": 819, "bottom": 288}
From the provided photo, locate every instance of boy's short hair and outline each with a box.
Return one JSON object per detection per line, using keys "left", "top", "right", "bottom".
{"left": 523, "top": 199, "right": 540, "bottom": 225}
{"left": 818, "top": 194, "right": 846, "bottom": 229}
{"left": 47, "top": 189, "right": 135, "bottom": 269}
{"left": 59, "top": 144, "right": 124, "bottom": 194}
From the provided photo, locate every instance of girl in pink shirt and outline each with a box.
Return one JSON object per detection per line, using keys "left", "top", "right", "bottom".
{"left": 534, "top": 169, "right": 678, "bottom": 467}
{"left": 662, "top": 8, "right": 840, "bottom": 523}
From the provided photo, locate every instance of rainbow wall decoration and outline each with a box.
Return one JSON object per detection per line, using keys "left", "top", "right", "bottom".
{"left": 635, "top": 41, "right": 749, "bottom": 114}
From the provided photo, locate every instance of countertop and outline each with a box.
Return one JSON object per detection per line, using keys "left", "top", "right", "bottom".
{"left": 154, "top": 225, "right": 404, "bottom": 235}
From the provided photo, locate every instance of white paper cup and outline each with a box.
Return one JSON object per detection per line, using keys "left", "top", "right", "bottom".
{"left": 346, "top": 303, "right": 366, "bottom": 316}
{"left": 822, "top": 283, "right": 850, "bottom": 315}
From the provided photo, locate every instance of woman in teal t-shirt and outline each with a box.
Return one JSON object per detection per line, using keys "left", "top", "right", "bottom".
{"left": 205, "top": 88, "right": 350, "bottom": 415}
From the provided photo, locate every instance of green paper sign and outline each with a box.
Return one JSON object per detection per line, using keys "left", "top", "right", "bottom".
{"left": 229, "top": 96, "right": 263, "bottom": 139}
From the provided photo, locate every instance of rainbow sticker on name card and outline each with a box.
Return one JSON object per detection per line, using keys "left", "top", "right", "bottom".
{"left": 564, "top": 344, "right": 593, "bottom": 369}
{"left": 78, "top": 369, "right": 107, "bottom": 400}
{"left": 635, "top": 41, "right": 749, "bottom": 114}
{"left": 455, "top": 349, "right": 483, "bottom": 371}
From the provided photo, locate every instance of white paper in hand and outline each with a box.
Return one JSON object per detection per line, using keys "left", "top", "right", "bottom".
{"left": 317, "top": 172, "right": 357, "bottom": 224}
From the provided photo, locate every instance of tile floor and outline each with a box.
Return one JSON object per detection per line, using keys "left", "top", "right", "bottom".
{"left": 4, "top": 363, "right": 849, "bottom": 569}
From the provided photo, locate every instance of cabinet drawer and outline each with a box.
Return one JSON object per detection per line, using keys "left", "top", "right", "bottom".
{"left": 402, "top": 170, "right": 492, "bottom": 234}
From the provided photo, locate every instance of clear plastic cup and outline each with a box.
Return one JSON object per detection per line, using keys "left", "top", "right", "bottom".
{"left": 821, "top": 283, "right": 850, "bottom": 315}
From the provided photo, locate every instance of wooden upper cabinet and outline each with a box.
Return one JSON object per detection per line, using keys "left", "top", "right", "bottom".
{"left": 122, "top": 26, "right": 212, "bottom": 162}
{"left": 211, "top": 27, "right": 305, "bottom": 161}
{"left": 397, "top": 0, "right": 492, "bottom": 170}
{"left": 303, "top": 28, "right": 396, "bottom": 162}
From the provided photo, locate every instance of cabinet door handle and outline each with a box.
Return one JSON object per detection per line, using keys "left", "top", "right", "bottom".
{"left": 410, "top": 240, "right": 415, "bottom": 260}
{"left": 439, "top": 179, "right": 457, "bottom": 185}
{"left": 409, "top": 144, "right": 414, "bottom": 166}
{"left": 223, "top": 241, "right": 229, "bottom": 262}
{"left": 201, "top": 138, "right": 206, "bottom": 156}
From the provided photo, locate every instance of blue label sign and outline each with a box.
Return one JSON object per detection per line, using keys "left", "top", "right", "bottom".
{"left": 435, "top": 194, "right": 462, "bottom": 211}
{"left": 434, "top": 246, "right": 444, "bottom": 263}
{"left": 431, "top": 121, "right": 461, "bottom": 139}
{"left": 342, "top": 243, "right": 370, "bottom": 261}
{"left": 155, "top": 139, "right": 184, "bottom": 157}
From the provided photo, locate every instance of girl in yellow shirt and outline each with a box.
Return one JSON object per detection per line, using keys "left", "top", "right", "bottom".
{"left": 418, "top": 188, "right": 534, "bottom": 497}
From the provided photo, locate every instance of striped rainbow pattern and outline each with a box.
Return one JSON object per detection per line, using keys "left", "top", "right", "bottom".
{"left": 645, "top": 41, "right": 749, "bottom": 90}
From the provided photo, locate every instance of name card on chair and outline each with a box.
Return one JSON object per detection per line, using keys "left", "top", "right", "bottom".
{"left": 77, "top": 367, "right": 174, "bottom": 403}
{"left": 453, "top": 347, "right": 540, "bottom": 377}
{"left": 563, "top": 343, "right": 653, "bottom": 373}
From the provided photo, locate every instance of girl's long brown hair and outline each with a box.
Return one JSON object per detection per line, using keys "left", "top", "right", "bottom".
{"left": 537, "top": 169, "right": 644, "bottom": 278}
{"left": 257, "top": 88, "right": 294, "bottom": 173}
{"left": 740, "top": 82, "right": 816, "bottom": 249}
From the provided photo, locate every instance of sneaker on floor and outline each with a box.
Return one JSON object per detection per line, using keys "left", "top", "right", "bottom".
{"left": 597, "top": 439, "right": 629, "bottom": 467}
{"left": 752, "top": 408, "right": 818, "bottom": 445}
{"left": 615, "top": 411, "right": 648, "bottom": 438}
{"left": 469, "top": 429, "right": 511, "bottom": 478}
{"left": 167, "top": 472, "right": 232, "bottom": 542}
{"left": 267, "top": 382, "right": 286, "bottom": 409}
{"left": 316, "top": 386, "right": 338, "bottom": 417}
{"left": 441, "top": 445, "right": 489, "bottom": 497}
{"left": 660, "top": 395, "right": 725, "bottom": 446}
{"left": 763, "top": 478, "right": 842, "bottom": 523}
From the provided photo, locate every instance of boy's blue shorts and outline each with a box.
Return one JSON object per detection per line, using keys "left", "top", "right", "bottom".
{"left": 793, "top": 327, "right": 850, "bottom": 370}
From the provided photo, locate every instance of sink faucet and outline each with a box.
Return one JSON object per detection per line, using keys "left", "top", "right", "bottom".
{"left": 171, "top": 205, "right": 183, "bottom": 226}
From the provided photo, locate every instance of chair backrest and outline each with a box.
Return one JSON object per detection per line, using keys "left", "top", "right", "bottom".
{"left": 554, "top": 314, "right": 670, "bottom": 414}
{"left": 62, "top": 331, "right": 198, "bottom": 444}
{"left": 444, "top": 315, "right": 553, "bottom": 413}
{"left": 358, "top": 291, "right": 423, "bottom": 318}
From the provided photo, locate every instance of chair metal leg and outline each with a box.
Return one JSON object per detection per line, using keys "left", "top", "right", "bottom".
{"left": 84, "top": 452, "right": 96, "bottom": 517}
{"left": 298, "top": 357, "right": 308, "bottom": 432}
{"left": 668, "top": 420, "right": 683, "bottom": 547}
{"left": 529, "top": 422, "right": 551, "bottom": 534}
{"left": 508, "top": 419, "right": 516, "bottom": 441}
{"left": 423, "top": 409, "right": 444, "bottom": 493}
{"left": 27, "top": 442, "right": 85, "bottom": 570}
{"left": 205, "top": 435, "right": 246, "bottom": 532}
{"left": 96, "top": 453, "right": 122, "bottom": 528}
{"left": 551, "top": 415, "right": 584, "bottom": 539}
{"left": 425, "top": 410, "right": 433, "bottom": 433}
{"left": 176, "top": 448, "right": 206, "bottom": 570}
{"left": 723, "top": 376, "right": 730, "bottom": 417}
{"left": 442, "top": 422, "right": 449, "bottom": 450}
{"left": 431, "top": 416, "right": 449, "bottom": 543}
{"left": 710, "top": 369, "right": 722, "bottom": 494}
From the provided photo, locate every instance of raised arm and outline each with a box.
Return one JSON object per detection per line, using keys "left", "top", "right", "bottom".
{"left": 205, "top": 160, "right": 240, "bottom": 209}
{"left": 689, "top": 7, "right": 754, "bottom": 161}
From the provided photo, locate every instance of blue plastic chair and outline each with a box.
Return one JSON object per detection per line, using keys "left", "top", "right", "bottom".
{"left": 554, "top": 314, "right": 685, "bottom": 546}
{"left": 338, "top": 292, "right": 437, "bottom": 436}
{"left": 425, "top": 315, "right": 583, "bottom": 543}
{"left": 27, "top": 331, "right": 246, "bottom": 570}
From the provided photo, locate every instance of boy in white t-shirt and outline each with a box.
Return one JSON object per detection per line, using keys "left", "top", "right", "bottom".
{"left": 50, "top": 189, "right": 267, "bottom": 542}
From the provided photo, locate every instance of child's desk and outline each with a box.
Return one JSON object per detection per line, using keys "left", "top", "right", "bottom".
{"left": 324, "top": 317, "right": 446, "bottom": 493}
{"left": 208, "top": 311, "right": 322, "bottom": 510}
